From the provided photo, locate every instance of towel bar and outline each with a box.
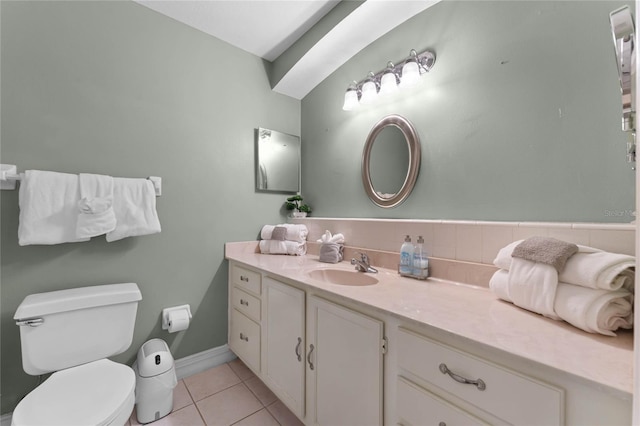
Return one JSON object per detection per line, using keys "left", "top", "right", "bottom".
{"left": 0, "top": 164, "right": 162, "bottom": 196}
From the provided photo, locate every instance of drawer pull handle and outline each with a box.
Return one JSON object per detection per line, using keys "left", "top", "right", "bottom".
{"left": 295, "top": 337, "right": 302, "bottom": 362}
{"left": 240, "top": 275, "right": 249, "bottom": 282}
{"left": 308, "top": 344, "right": 315, "bottom": 370}
{"left": 239, "top": 332, "right": 249, "bottom": 342}
{"left": 240, "top": 299, "right": 249, "bottom": 306}
{"left": 439, "top": 363, "right": 486, "bottom": 391}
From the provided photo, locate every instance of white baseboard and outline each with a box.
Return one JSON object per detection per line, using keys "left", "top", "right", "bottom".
{"left": 174, "top": 343, "right": 236, "bottom": 380}
{"left": 0, "top": 344, "right": 237, "bottom": 425}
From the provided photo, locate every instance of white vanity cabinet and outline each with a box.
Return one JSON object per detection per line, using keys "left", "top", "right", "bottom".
{"left": 230, "top": 263, "right": 384, "bottom": 425}
{"left": 226, "top": 255, "right": 632, "bottom": 426}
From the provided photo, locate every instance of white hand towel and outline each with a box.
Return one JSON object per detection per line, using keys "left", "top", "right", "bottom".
{"left": 329, "top": 233, "right": 345, "bottom": 244}
{"left": 18, "top": 170, "right": 90, "bottom": 246}
{"left": 76, "top": 173, "right": 116, "bottom": 238}
{"left": 490, "top": 270, "right": 633, "bottom": 336}
{"left": 259, "top": 239, "right": 306, "bottom": 255}
{"left": 507, "top": 258, "right": 561, "bottom": 320}
{"left": 494, "top": 240, "right": 634, "bottom": 291}
{"left": 106, "top": 178, "right": 161, "bottom": 242}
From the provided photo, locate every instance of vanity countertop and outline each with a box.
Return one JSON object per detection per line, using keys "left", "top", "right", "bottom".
{"left": 225, "top": 242, "right": 633, "bottom": 397}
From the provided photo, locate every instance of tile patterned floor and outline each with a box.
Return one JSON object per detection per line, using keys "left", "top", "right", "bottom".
{"left": 128, "top": 359, "right": 303, "bottom": 426}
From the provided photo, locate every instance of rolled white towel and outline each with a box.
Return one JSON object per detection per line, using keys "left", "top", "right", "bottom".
{"left": 494, "top": 240, "right": 634, "bottom": 291}
{"left": 259, "top": 240, "right": 306, "bottom": 256}
{"left": 260, "top": 225, "right": 275, "bottom": 240}
{"left": 260, "top": 224, "right": 308, "bottom": 243}
{"left": 555, "top": 283, "right": 633, "bottom": 336}
{"left": 490, "top": 270, "right": 633, "bottom": 336}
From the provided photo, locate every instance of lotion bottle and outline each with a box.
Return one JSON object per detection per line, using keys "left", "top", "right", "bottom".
{"left": 400, "top": 235, "right": 413, "bottom": 274}
{"left": 412, "top": 235, "right": 428, "bottom": 277}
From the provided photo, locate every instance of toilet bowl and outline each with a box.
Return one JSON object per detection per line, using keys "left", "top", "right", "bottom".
{"left": 12, "top": 283, "right": 142, "bottom": 426}
{"left": 12, "top": 360, "right": 135, "bottom": 426}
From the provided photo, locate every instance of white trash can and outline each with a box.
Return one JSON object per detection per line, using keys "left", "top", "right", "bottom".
{"left": 134, "top": 338, "right": 177, "bottom": 424}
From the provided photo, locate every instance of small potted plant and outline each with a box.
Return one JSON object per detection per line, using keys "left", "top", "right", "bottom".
{"left": 285, "top": 195, "right": 312, "bottom": 218}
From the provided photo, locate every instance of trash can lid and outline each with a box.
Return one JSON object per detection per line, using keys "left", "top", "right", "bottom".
{"left": 137, "top": 338, "right": 174, "bottom": 377}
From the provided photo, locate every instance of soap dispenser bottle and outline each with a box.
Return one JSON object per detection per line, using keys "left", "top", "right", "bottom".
{"left": 400, "top": 235, "right": 413, "bottom": 274}
{"left": 413, "top": 236, "right": 428, "bottom": 277}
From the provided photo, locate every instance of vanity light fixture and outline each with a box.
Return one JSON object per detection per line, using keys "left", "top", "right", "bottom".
{"left": 342, "top": 48, "right": 435, "bottom": 111}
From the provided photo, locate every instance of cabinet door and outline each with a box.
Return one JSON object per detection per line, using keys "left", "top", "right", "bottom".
{"left": 307, "top": 295, "right": 384, "bottom": 426}
{"left": 263, "top": 277, "right": 306, "bottom": 419}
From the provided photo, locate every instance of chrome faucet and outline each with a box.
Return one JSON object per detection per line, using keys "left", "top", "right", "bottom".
{"left": 351, "top": 252, "right": 378, "bottom": 273}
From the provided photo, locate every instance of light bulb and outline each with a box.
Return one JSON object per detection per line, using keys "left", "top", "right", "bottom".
{"left": 342, "top": 88, "right": 359, "bottom": 110}
{"left": 379, "top": 71, "right": 399, "bottom": 96}
{"left": 360, "top": 80, "right": 378, "bottom": 104}
{"left": 400, "top": 60, "right": 420, "bottom": 88}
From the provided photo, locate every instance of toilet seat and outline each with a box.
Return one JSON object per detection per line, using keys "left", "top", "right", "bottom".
{"left": 12, "top": 359, "right": 135, "bottom": 426}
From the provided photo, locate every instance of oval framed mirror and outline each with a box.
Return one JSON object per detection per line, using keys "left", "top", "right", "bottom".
{"left": 362, "top": 114, "right": 421, "bottom": 208}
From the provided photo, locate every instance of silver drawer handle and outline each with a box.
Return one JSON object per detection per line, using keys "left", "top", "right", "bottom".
{"left": 295, "top": 337, "right": 302, "bottom": 362}
{"left": 240, "top": 299, "right": 249, "bottom": 306}
{"left": 439, "top": 363, "right": 486, "bottom": 391}
{"left": 307, "top": 344, "right": 315, "bottom": 370}
{"left": 240, "top": 275, "right": 249, "bottom": 282}
{"left": 239, "top": 332, "right": 249, "bottom": 342}
{"left": 16, "top": 318, "right": 44, "bottom": 327}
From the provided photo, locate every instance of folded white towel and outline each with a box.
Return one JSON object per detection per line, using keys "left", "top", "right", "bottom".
{"left": 76, "top": 173, "right": 116, "bottom": 238}
{"left": 18, "top": 170, "right": 90, "bottom": 246}
{"left": 106, "top": 178, "right": 161, "bottom": 242}
{"left": 490, "top": 270, "right": 633, "bottom": 336}
{"left": 507, "top": 258, "right": 561, "bottom": 319}
{"left": 494, "top": 240, "right": 635, "bottom": 292}
{"left": 260, "top": 224, "right": 308, "bottom": 243}
{"left": 259, "top": 239, "right": 306, "bottom": 256}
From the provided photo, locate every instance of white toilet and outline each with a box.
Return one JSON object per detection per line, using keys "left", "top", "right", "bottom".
{"left": 11, "top": 283, "right": 142, "bottom": 426}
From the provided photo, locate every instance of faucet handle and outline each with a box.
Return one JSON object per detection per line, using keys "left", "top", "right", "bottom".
{"left": 355, "top": 251, "right": 370, "bottom": 263}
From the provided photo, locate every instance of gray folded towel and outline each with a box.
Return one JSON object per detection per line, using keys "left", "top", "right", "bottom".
{"left": 512, "top": 236, "right": 579, "bottom": 272}
{"left": 319, "top": 243, "right": 344, "bottom": 264}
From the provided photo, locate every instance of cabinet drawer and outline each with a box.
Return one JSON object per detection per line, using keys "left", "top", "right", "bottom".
{"left": 397, "top": 377, "right": 487, "bottom": 426}
{"left": 231, "top": 286, "right": 261, "bottom": 322}
{"left": 231, "top": 265, "right": 261, "bottom": 295}
{"left": 397, "top": 328, "right": 563, "bottom": 425}
{"left": 230, "top": 308, "right": 260, "bottom": 372}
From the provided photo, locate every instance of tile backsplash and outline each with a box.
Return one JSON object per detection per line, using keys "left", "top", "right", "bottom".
{"left": 291, "top": 218, "right": 635, "bottom": 265}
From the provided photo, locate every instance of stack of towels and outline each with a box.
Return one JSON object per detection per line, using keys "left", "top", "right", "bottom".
{"left": 490, "top": 236, "right": 634, "bottom": 336}
{"left": 259, "top": 224, "right": 308, "bottom": 255}
{"left": 18, "top": 170, "right": 161, "bottom": 246}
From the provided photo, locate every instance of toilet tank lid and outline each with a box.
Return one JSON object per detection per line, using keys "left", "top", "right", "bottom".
{"left": 14, "top": 283, "right": 142, "bottom": 319}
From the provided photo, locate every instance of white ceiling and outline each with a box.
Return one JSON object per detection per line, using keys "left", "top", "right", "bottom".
{"left": 135, "top": 0, "right": 341, "bottom": 62}
{"left": 134, "top": 0, "right": 440, "bottom": 99}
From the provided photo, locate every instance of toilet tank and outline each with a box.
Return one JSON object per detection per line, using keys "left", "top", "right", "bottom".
{"left": 14, "top": 283, "right": 142, "bottom": 375}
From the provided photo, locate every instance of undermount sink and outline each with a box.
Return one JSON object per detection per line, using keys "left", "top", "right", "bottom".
{"left": 307, "top": 268, "right": 379, "bottom": 286}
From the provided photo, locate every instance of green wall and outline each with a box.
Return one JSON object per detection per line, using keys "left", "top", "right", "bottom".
{"left": 0, "top": 1, "right": 298, "bottom": 413}
{"left": 301, "top": 0, "right": 636, "bottom": 222}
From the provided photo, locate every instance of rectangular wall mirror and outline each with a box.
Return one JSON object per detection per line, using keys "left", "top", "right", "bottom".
{"left": 255, "top": 127, "right": 301, "bottom": 193}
